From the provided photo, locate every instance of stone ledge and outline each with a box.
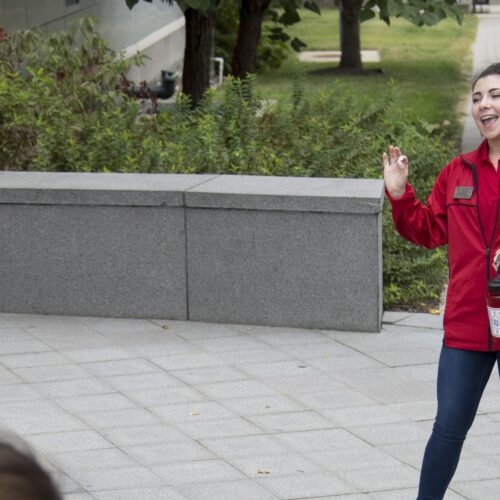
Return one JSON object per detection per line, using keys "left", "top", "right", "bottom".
{"left": 0, "top": 172, "right": 384, "bottom": 213}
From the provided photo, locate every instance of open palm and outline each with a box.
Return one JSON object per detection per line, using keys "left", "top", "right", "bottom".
{"left": 383, "top": 146, "right": 408, "bottom": 199}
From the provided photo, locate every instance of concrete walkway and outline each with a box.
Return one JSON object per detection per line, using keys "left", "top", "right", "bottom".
{"left": 461, "top": 6, "right": 500, "bottom": 152}
{"left": 0, "top": 311, "right": 499, "bottom": 499}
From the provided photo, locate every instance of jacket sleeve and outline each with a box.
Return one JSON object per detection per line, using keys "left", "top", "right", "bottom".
{"left": 386, "top": 169, "right": 448, "bottom": 249}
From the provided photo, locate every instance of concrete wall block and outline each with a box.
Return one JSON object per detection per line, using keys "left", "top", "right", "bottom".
{"left": 186, "top": 208, "right": 382, "bottom": 332}
{"left": 0, "top": 205, "right": 187, "bottom": 319}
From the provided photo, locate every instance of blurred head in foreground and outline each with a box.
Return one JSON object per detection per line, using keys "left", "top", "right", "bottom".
{"left": 0, "top": 430, "right": 61, "bottom": 500}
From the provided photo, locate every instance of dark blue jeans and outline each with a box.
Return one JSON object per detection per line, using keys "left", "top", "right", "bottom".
{"left": 417, "top": 345, "right": 500, "bottom": 499}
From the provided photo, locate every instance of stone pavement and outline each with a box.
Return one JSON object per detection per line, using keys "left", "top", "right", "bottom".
{"left": 461, "top": 6, "right": 500, "bottom": 152}
{"left": 0, "top": 311, "right": 500, "bottom": 499}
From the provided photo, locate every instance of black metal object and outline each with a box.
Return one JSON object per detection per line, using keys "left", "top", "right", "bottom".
{"left": 128, "top": 70, "right": 176, "bottom": 100}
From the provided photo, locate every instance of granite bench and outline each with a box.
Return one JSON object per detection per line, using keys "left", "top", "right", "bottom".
{"left": 0, "top": 172, "right": 384, "bottom": 332}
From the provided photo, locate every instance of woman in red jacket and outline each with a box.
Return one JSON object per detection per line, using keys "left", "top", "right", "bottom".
{"left": 384, "top": 62, "right": 500, "bottom": 499}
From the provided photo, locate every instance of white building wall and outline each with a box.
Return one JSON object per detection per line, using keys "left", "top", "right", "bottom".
{"left": 0, "top": 0, "right": 185, "bottom": 84}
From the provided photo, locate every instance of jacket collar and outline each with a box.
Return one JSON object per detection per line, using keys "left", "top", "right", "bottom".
{"left": 460, "top": 139, "right": 489, "bottom": 167}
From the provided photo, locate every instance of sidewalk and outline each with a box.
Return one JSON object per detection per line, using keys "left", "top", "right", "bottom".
{"left": 0, "top": 311, "right": 499, "bottom": 499}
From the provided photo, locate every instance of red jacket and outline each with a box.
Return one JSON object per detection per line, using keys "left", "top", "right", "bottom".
{"left": 387, "top": 140, "right": 500, "bottom": 351}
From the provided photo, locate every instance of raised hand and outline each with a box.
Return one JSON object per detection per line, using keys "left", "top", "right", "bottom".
{"left": 382, "top": 145, "right": 409, "bottom": 199}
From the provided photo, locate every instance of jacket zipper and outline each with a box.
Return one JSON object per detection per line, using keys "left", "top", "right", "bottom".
{"left": 469, "top": 160, "right": 500, "bottom": 351}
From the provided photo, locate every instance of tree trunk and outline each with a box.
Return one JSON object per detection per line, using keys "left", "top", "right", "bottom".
{"left": 232, "top": 0, "right": 271, "bottom": 79}
{"left": 182, "top": 8, "right": 215, "bottom": 107}
{"left": 339, "top": 0, "right": 363, "bottom": 70}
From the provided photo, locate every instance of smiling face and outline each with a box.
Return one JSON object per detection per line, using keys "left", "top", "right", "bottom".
{"left": 472, "top": 74, "right": 500, "bottom": 143}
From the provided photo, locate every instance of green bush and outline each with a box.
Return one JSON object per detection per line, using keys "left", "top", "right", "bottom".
{"left": 0, "top": 17, "right": 143, "bottom": 171}
{"left": 0, "top": 22, "right": 451, "bottom": 310}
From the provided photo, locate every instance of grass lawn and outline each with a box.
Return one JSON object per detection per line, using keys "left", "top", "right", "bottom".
{"left": 257, "top": 9, "right": 478, "bottom": 141}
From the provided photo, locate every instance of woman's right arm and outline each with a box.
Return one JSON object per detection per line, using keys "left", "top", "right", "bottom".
{"left": 383, "top": 146, "right": 448, "bottom": 249}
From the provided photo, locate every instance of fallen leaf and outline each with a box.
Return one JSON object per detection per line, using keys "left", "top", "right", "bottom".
{"left": 258, "top": 469, "right": 272, "bottom": 475}
{"left": 428, "top": 308, "right": 440, "bottom": 315}
{"left": 190, "top": 411, "right": 200, "bottom": 416}
{"left": 162, "top": 324, "right": 169, "bottom": 330}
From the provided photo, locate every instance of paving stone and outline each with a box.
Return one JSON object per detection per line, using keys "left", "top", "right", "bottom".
{"left": 381, "top": 311, "right": 412, "bottom": 324}
{"left": 127, "top": 339, "right": 197, "bottom": 358}
{"left": 453, "top": 455, "right": 500, "bottom": 482}
{"left": 103, "top": 372, "right": 184, "bottom": 392}
{"left": 240, "top": 327, "right": 330, "bottom": 346}
{"left": 221, "top": 395, "right": 307, "bottom": 416}
{"left": 48, "top": 448, "right": 138, "bottom": 473}
{"left": 82, "top": 318, "right": 162, "bottom": 335}
{"left": 66, "top": 466, "right": 163, "bottom": 492}
{"left": 0, "top": 383, "right": 43, "bottom": 402}
{"left": 380, "top": 441, "right": 430, "bottom": 469}
{"left": 54, "top": 393, "right": 137, "bottom": 414}
{"left": 228, "top": 453, "right": 324, "bottom": 477}
{"left": 51, "top": 469, "right": 83, "bottom": 494}
{"left": 306, "top": 355, "right": 385, "bottom": 372}
{"left": 0, "top": 339, "right": 51, "bottom": 355}
{"left": 5, "top": 413, "right": 87, "bottom": 435}
{"left": 393, "top": 364, "right": 439, "bottom": 383}
{"left": 176, "top": 479, "right": 279, "bottom": 500}
{"left": 32, "top": 378, "right": 113, "bottom": 398}
{"left": 367, "top": 349, "right": 440, "bottom": 368}
{"left": 100, "top": 424, "right": 189, "bottom": 446}
{"left": 122, "top": 442, "right": 215, "bottom": 466}
{"left": 13, "top": 364, "right": 91, "bottom": 383}
{"left": 335, "top": 464, "right": 420, "bottom": 492}
{"left": 321, "top": 404, "right": 406, "bottom": 427}
{"left": 83, "top": 359, "right": 161, "bottom": 377}
{"left": 26, "top": 430, "right": 113, "bottom": 454}
{"left": 347, "top": 421, "right": 431, "bottom": 446}
{"left": 294, "top": 389, "right": 378, "bottom": 410}
{"left": 152, "top": 459, "right": 245, "bottom": 484}
{"left": 64, "top": 347, "right": 136, "bottom": 363}
{"left": 92, "top": 487, "right": 187, "bottom": 500}
{"left": 64, "top": 493, "right": 97, "bottom": 500}
{"left": 247, "top": 411, "right": 335, "bottom": 433}
{"left": 124, "top": 387, "right": 207, "bottom": 407}
{"left": 150, "top": 401, "right": 238, "bottom": 423}
{"left": 395, "top": 313, "right": 444, "bottom": 330}
{"left": 175, "top": 417, "right": 261, "bottom": 440}
{"left": 275, "top": 429, "right": 368, "bottom": 453}
{"left": 196, "top": 380, "right": 280, "bottom": 400}
{"left": 237, "top": 360, "right": 316, "bottom": 378}
{"left": 277, "top": 341, "right": 357, "bottom": 360}
{"left": 0, "top": 364, "right": 23, "bottom": 385}
{"left": 307, "top": 446, "right": 403, "bottom": 473}
{"left": 169, "top": 366, "right": 249, "bottom": 385}
{"left": 256, "top": 472, "right": 359, "bottom": 498}
{"left": 78, "top": 408, "right": 161, "bottom": 429}
{"left": 189, "top": 336, "right": 267, "bottom": 352}
{"left": 264, "top": 373, "right": 348, "bottom": 395}
{"left": 213, "top": 348, "right": 290, "bottom": 365}
{"left": 451, "top": 478, "right": 500, "bottom": 500}
{"left": 151, "top": 352, "right": 223, "bottom": 371}
{"left": 199, "top": 434, "right": 290, "bottom": 458}
{"left": 0, "top": 351, "right": 70, "bottom": 368}
{"left": 42, "top": 334, "right": 116, "bottom": 352}
{"left": 153, "top": 319, "right": 243, "bottom": 340}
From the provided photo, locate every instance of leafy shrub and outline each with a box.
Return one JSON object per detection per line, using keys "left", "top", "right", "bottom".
{"left": 0, "top": 22, "right": 451, "bottom": 309}
{"left": 0, "top": 17, "right": 143, "bottom": 171}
